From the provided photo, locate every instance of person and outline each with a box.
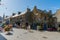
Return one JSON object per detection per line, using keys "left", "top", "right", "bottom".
{"left": 13, "top": 23, "right": 17, "bottom": 27}
{"left": 25, "top": 23, "right": 28, "bottom": 29}
{"left": 57, "top": 25, "right": 60, "bottom": 31}
{"left": 43, "top": 23, "right": 47, "bottom": 31}
{"left": 27, "top": 24, "right": 30, "bottom": 30}
{"left": 6, "top": 20, "right": 9, "bottom": 25}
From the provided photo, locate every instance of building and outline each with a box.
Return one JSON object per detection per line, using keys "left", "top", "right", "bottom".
{"left": 54, "top": 9, "right": 60, "bottom": 27}
{"left": 4, "top": 6, "right": 55, "bottom": 29}
{"left": 0, "top": 16, "right": 3, "bottom": 24}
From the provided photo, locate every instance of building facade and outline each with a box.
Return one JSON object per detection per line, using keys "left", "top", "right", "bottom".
{"left": 54, "top": 9, "right": 60, "bottom": 28}
{"left": 4, "top": 6, "right": 56, "bottom": 29}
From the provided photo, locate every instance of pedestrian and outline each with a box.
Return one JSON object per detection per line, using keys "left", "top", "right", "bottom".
{"left": 25, "top": 23, "right": 28, "bottom": 29}
{"left": 27, "top": 24, "right": 30, "bottom": 30}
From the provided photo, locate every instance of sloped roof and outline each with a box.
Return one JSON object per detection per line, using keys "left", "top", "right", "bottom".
{"left": 11, "top": 14, "right": 18, "bottom": 18}
{"left": 19, "top": 10, "right": 27, "bottom": 16}
{"left": 10, "top": 10, "right": 27, "bottom": 18}
{"left": 4, "top": 16, "right": 10, "bottom": 19}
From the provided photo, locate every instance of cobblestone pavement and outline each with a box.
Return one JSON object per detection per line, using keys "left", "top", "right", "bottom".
{"left": 1, "top": 28, "right": 60, "bottom": 40}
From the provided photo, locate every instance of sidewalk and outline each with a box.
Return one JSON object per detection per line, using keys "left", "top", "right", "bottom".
{"left": 1, "top": 28, "right": 60, "bottom": 40}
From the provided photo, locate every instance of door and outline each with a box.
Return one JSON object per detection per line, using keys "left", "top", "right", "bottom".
{"left": 43, "top": 23, "right": 47, "bottom": 30}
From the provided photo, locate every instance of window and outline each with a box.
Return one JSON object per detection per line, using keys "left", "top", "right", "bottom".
{"left": 44, "top": 16, "right": 46, "bottom": 20}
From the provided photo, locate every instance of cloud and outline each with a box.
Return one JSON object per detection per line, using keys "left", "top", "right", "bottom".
{"left": 50, "top": 7, "right": 60, "bottom": 10}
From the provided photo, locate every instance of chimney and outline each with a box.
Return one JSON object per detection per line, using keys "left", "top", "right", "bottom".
{"left": 12, "top": 13, "right": 16, "bottom": 16}
{"left": 33, "top": 6, "right": 38, "bottom": 13}
{"left": 18, "top": 12, "right": 21, "bottom": 14}
{"left": 27, "top": 8, "right": 31, "bottom": 12}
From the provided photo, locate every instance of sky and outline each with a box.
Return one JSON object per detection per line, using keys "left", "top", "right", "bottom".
{"left": 0, "top": 0, "right": 60, "bottom": 17}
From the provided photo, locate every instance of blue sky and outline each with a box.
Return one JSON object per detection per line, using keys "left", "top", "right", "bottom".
{"left": 0, "top": 0, "right": 60, "bottom": 17}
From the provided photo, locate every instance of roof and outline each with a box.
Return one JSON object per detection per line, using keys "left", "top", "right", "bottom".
{"left": 4, "top": 17, "right": 10, "bottom": 19}
{"left": 19, "top": 10, "right": 27, "bottom": 16}
{"left": 4, "top": 9, "right": 28, "bottom": 19}
{"left": 11, "top": 14, "right": 18, "bottom": 18}
{"left": 10, "top": 10, "right": 27, "bottom": 18}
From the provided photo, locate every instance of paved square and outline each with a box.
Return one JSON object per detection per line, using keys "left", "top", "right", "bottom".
{"left": 1, "top": 28, "right": 60, "bottom": 40}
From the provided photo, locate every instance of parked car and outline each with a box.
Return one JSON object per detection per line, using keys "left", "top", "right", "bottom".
{"left": 47, "top": 27, "right": 57, "bottom": 31}
{"left": 47, "top": 28, "right": 53, "bottom": 31}
{"left": 0, "top": 27, "right": 3, "bottom": 31}
{"left": 0, "top": 24, "right": 3, "bottom": 31}
{"left": 52, "top": 27, "right": 57, "bottom": 31}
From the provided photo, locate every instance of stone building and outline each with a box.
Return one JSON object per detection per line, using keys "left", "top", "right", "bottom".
{"left": 31, "top": 6, "right": 49, "bottom": 28}
{"left": 54, "top": 9, "right": 60, "bottom": 27}
{"left": 4, "top": 6, "right": 55, "bottom": 29}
